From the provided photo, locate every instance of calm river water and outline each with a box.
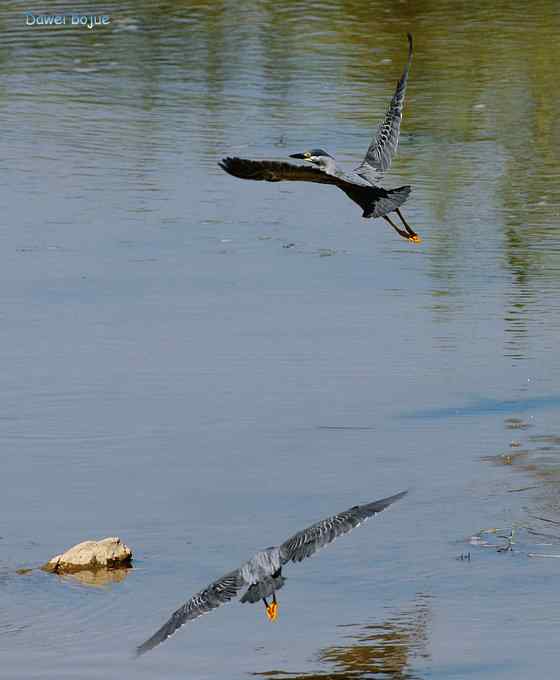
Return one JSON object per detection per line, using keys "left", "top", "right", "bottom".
{"left": 1, "top": 1, "right": 560, "bottom": 679}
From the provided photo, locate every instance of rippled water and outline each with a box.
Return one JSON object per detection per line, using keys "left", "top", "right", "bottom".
{"left": 2, "top": 1, "right": 560, "bottom": 678}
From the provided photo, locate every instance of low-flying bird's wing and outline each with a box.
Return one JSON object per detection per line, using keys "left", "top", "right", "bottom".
{"left": 136, "top": 569, "right": 245, "bottom": 656}
{"left": 279, "top": 490, "right": 407, "bottom": 565}
{"left": 219, "top": 157, "right": 357, "bottom": 190}
{"left": 355, "top": 34, "right": 413, "bottom": 182}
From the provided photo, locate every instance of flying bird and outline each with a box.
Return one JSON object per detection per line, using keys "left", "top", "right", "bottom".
{"left": 219, "top": 34, "right": 419, "bottom": 243}
{"left": 136, "top": 489, "right": 407, "bottom": 656}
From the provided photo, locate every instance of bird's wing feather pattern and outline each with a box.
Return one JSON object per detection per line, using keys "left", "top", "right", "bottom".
{"left": 136, "top": 569, "right": 245, "bottom": 656}
{"left": 219, "top": 157, "right": 355, "bottom": 189}
{"left": 279, "top": 490, "right": 407, "bottom": 565}
{"left": 356, "top": 34, "right": 413, "bottom": 181}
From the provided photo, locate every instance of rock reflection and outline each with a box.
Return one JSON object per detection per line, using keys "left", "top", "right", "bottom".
{"left": 256, "top": 596, "right": 430, "bottom": 680}
{"left": 58, "top": 566, "right": 131, "bottom": 588}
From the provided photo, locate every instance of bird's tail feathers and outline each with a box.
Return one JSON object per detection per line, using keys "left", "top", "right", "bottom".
{"left": 363, "top": 185, "right": 410, "bottom": 219}
{"left": 240, "top": 575, "right": 286, "bottom": 604}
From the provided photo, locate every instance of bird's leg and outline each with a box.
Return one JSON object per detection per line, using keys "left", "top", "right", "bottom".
{"left": 395, "top": 208, "right": 421, "bottom": 243}
{"left": 265, "top": 592, "right": 278, "bottom": 621}
{"left": 383, "top": 215, "right": 412, "bottom": 241}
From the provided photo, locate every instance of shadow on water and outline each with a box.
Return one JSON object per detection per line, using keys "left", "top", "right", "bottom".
{"left": 254, "top": 596, "right": 430, "bottom": 680}
{"left": 401, "top": 394, "right": 560, "bottom": 420}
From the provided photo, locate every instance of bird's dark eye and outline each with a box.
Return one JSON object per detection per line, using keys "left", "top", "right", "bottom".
{"left": 304, "top": 152, "right": 311, "bottom": 159}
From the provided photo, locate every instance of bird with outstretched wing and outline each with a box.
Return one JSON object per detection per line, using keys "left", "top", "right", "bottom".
{"left": 219, "top": 34, "right": 419, "bottom": 243}
{"left": 136, "top": 490, "right": 407, "bottom": 656}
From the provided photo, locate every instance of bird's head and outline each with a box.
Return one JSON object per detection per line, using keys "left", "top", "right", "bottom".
{"left": 290, "top": 149, "right": 333, "bottom": 168}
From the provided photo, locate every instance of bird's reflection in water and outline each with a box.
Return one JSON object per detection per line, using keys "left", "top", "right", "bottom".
{"left": 255, "top": 595, "right": 430, "bottom": 680}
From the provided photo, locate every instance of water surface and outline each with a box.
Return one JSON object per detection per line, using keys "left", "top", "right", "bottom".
{"left": 1, "top": 2, "right": 560, "bottom": 678}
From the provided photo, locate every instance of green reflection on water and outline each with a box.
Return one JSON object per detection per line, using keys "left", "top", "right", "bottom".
{"left": 1, "top": 0, "right": 559, "bottom": 358}
{"left": 254, "top": 595, "right": 430, "bottom": 679}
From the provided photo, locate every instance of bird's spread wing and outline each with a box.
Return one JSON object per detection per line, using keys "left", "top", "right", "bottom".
{"left": 279, "top": 490, "right": 407, "bottom": 565}
{"left": 355, "top": 34, "right": 413, "bottom": 182}
{"left": 136, "top": 569, "right": 245, "bottom": 656}
{"left": 219, "top": 157, "right": 350, "bottom": 188}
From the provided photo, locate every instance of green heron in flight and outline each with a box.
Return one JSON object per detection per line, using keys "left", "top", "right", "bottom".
{"left": 136, "top": 490, "right": 407, "bottom": 656}
{"left": 219, "top": 35, "right": 419, "bottom": 243}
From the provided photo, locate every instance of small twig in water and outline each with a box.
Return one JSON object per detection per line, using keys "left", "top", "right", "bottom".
{"left": 527, "top": 528, "right": 560, "bottom": 541}
{"left": 529, "top": 515, "right": 560, "bottom": 526}
{"left": 507, "top": 485, "right": 542, "bottom": 493}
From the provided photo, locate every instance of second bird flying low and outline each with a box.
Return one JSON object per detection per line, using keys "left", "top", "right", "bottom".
{"left": 220, "top": 34, "right": 419, "bottom": 243}
{"left": 137, "top": 489, "right": 407, "bottom": 656}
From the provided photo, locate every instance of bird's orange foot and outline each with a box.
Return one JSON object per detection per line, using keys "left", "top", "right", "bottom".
{"left": 408, "top": 234, "right": 422, "bottom": 244}
{"left": 266, "top": 601, "right": 278, "bottom": 621}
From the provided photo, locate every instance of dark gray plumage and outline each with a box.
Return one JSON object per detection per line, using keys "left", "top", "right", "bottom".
{"left": 219, "top": 35, "right": 419, "bottom": 243}
{"left": 219, "top": 156, "right": 411, "bottom": 220}
{"left": 136, "top": 490, "right": 407, "bottom": 657}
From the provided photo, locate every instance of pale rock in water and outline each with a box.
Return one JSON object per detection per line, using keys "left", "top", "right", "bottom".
{"left": 42, "top": 537, "right": 132, "bottom": 573}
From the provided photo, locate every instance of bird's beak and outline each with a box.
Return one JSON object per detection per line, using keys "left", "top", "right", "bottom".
{"left": 289, "top": 153, "right": 307, "bottom": 160}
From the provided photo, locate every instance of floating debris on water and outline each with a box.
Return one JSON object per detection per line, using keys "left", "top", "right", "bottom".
{"left": 468, "top": 517, "right": 560, "bottom": 557}
{"left": 480, "top": 450, "right": 529, "bottom": 466}
{"left": 504, "top": 417, "right": 532, "bottom": 430}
